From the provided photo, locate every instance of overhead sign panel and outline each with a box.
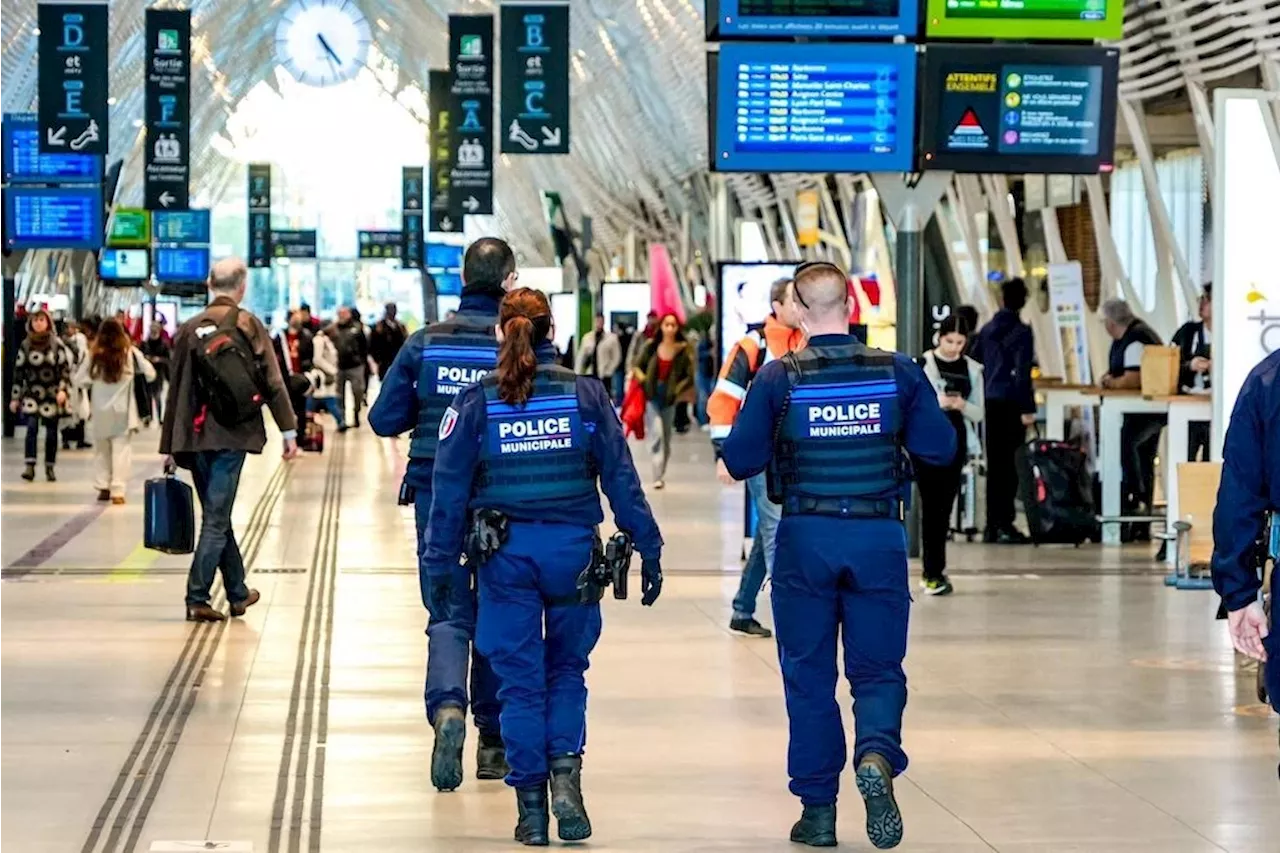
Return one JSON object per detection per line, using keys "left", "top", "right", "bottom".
{"left": 925, "top": 0, "right": 1123, "bottom": 40}
{"left": 500, "top": 2, "right": 570, "bottom": 155}
{"left": 448, "top": 15, "right": 495, "bottom": 216}
{"left": 154, "top": 246, "right": 210, "bottom": 281}
{"left": 427, "top": 70, "right": 458, "bottom": 233}
{"left": 248, "top": 163, "right": 271, "bottom": 268}
{"left": 710, "top": 42, "right": 918, "bottom": 173}
{"left": 144, "top": 8, "right": 191, "bottom": 210}
{"left": 2, "top": 113, "right": 100, "bottom": 184}
{"left": 107, "top": 208, "right": 151, "bottom": 246}
{"left": 403, "top": 166, "right": 425, "bottom": 269}
{"left": 3, "top": 185, "right": 103, "bottom": 250}
{"left": 271, "top": 229, "right": 318, "bottom": 259}
{"left": 99, "top": 247, "right": 150, "bottom": 280}
{"left": 358, "top": 230, "right": 404, "bottom": 259}
{"left": 708, "top": 0, "right": 919, "bottom": 38}
{"left": 38, "top": 1, "right": 109, "bottom": 155}
{"left": 153, "top": 209, "right": 210, "bottom": 244}
{"left": 919, "top": 44, "right": 1119, "bottom": 175}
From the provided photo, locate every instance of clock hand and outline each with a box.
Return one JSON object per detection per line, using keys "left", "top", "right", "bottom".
{"left": 316, "top": 33, "right": 342, "bottom": 65}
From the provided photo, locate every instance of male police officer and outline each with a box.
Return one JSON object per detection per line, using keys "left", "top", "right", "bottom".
{"left": 369, "top": 237, "right": 517, "bottom": 791}
{"left": 721, "top": 262, "right": 955, "bottom": 849}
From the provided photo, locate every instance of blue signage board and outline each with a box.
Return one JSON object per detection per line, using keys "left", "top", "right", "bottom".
{"left": 708, "top": 0, "right": 919, "bottom": 38}
{"left": 433, "top": 272, "right": 463, "bottom": 296}
{"left": 426, "top": 243, "right": 463, "bottom": 270}
{"left": 38, "top": 1, "right": 110, "bottom": 155}
{"left": 711, "top": 42, "right": 918, "bottom": 174}
{"left": 152, "top": 209, "right": 210, "bottom": 244}
{"left": 3, "top": 185, "right": 102, "bottom": 249}
{"left": 99, "top": 247, "right": 150, "bottom": 280}
{"left": 2, "top": 113, "right": 100, "bottom": 184}
{"left": 154, "top": 245, "right": 210, "bottom": 281}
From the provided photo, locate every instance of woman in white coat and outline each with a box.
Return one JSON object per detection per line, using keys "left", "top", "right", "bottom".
{"left": 74, "top": 318, "right": 155, "bottom": 504}
{"left": 307, "top": 325, "right": 345, "bottom": 431}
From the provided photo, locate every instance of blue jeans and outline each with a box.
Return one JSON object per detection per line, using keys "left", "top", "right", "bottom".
{"left": 414, "top": 487, "right": 501, "bottom": 737}
{"left": 308, "top": 396, "right": 345, "bottom": 429}
{"left": 733, "top": 471, "right": 781, "bottom": 618}
{"left": 185, "top": 449, "right": 251, "bottom": 607}
{"left": 475, "top": 522, "right": 602, "bottom": 788}
{"left": 23, "top": 415, "right": 59, "bottom": 465}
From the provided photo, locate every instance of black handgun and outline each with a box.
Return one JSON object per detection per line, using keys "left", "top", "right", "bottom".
{"left": 464, "top": 509, "right": 508, "bottom": 568}
{"left": 398, "top": 480, "right": 416, "bottom": 506}
{"left": 604, "top": 530, "right": 634, "bottom": 600}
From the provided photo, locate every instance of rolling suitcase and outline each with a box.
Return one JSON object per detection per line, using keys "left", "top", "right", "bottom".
{"left": 144, "top": 472, "right": 196, "bottom": 554}
{"left": 1016, "top": 438, "right": 1097, "bottom": 546}
{"left": 951, "top": 459, "right": 982, "bottom": 542}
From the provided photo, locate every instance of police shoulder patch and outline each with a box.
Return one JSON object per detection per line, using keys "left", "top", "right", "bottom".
{"left": 439, "top": 406, "right": 459, "bottom": 441}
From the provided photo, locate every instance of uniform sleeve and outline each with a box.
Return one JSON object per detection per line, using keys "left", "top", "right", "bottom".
{"left": 1211, "top": 376, "right": 1267, "bottom": 611}
{"left": 895, "top": 355, "right": 957, "bottom": 467}
{"left": 720, "top": 361, "right": 789, "bottom": 481}
{"left": 424, "top": 384, "right": 485, "bottom": 577}
{"left": 708, "top": 340, "right": 754, "bottom": 449}
{"left": 368, "top": 332, "right": 422, "bottom": 437}
{"left": 583, "top": 379, "right": 663, "bottom": 559}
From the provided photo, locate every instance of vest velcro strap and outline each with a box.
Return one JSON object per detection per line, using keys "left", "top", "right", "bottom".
{"left": 783, "top": 496, "right": 903, "bottom": 520}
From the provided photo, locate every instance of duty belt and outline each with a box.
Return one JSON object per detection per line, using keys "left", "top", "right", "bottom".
{"left": 782, "top": 495, "right": 904, "bottom": 520}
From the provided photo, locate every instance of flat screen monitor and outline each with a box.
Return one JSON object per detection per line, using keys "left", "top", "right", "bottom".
{"left": 601, "top": 282, "right": 650, "bottom": 334}
{"left": 2, "top": 113, "right": 101, "bottom": 184}
{"left": 433, "top": 272, "right": 462, "bottom": 296}
{"left": 154, "top": 247, "right": 211, "bottom": 282}
{"left": 3, "top": 185, "right": 103, "bottom": 250}
{"left": 918, "top": 45, "right": 1119, "bottom": 176}
{"left": 550, "top": 293, "right": 577, "bottom": 355}
{"left": 99, "top": 248, "right": 150, "bottom": 281}
{"left": 925, "top": 0, "right": 1124, "bottom": 41}
{"left": 707, "top": 0, "right": 919, "bottom": 38}
{"left": 717, "top": 262, "right": 798, "bottom": 362}
{"left": 426, "top": 243, "right": 464, "bottom": 270}
{"left": 152, "top": 209, "right": 211, "bottom": 245}
{"left": 710, "top": 42, "right": 918, "bottom": 174}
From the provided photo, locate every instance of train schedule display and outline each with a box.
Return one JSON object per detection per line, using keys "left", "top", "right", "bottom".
{"left": 708, "top": 0, "right": 919, "bottom": 38}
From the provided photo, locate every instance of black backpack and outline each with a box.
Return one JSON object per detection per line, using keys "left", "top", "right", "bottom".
{"left": 192, "top": 306, "right": 268, "bottom": 427}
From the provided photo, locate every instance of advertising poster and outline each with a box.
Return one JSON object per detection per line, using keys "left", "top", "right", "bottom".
{"left": 717, "top": 262, "right": 797, "bottom": 362}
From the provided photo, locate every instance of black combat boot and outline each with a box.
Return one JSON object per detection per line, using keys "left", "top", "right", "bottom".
{"left": 476, "top": 732, "right": 510, "bottom": 780}
{"left": 514, "top": 783, "right": 550, "bottom": 846}
{"left": 789, "top": 803, "right": 836, "bottom": 847}
{"left": 855, "top": 753, "right": 903, "bottom": 849}
{"left": 430, "top": 705, "right": 466, "bottom": 792}
{"left": 549, "top": 754, "right": 592, "bottom": 841}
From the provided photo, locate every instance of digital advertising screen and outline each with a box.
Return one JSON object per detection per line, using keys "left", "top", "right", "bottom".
{"left": 99, "top": 248, "right": 150, "bottom": 281}
{"left": 717, "top": 262, "right": 797, "bottom": 362}
{"left": 426, "top": 243, "right": 464, "bottom": 270}
{"left": 925, "top": 0, "right": 1124, "bottom": 41}
{"left": 432, "top": 272, "right": 462, "bottom": 296}
{"left": 153, "top": 210, "right": 211, "bottom": 245}
{"left": 3, "top": 186, "right": 103, "bottom": 250}
{"left": 708, "top": 0, "right": 919, "bottom": 38}
{"left": 154, "top": 246, "right": 211, "bottom": 282}
{"left": 550, "top": 292, "right": 577, "bottom": 354}
{"left": 710, "top": 42, "right": 917, "bottom": 174}
{"left": 918, "top": 45, "right": 1119, "bottom": 175}
{"left": 601, "top": 282, "right": 650, "bottom": 334}
{"left": 2, "top": 113, "right": 101, "bottom": 184}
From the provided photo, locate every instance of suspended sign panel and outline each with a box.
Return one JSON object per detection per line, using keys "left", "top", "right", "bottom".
{"left": 499, "top": 2, "right": 570, "bottom": 155}
{"left": 154, "top": 246, "right": 210, "bottom": 281}
{"left": 144, "top": 8, "right": 191, "bottom": 210}
{"left": 707, "top": 0, "right": 919, "bottom": 38}
{"left": 38, "top": 1, "right": 110, "bottom": 155}
{"left": 2, "top": 113, "right": 100, "bottom": 184}
{"left": 3, "top": 185, "right": 102, "bottom": 250}
{"left": 153, "top": 209, "right": 210, "bottom": 244}
{"left": 247, "top": 163, "right": 271, "bottom": 268}
{"left": 925, "top": 0, "right": 1123, "bottom": 41}
{"left": 427, "top": 70, "right": 458, "bottom": 233}
{"left": 448, "top": 15, "right": 494, "bottom": 216}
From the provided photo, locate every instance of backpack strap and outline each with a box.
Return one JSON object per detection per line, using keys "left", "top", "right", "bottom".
{"left": 218, "top": 304, "right": 242, "bottom": 333}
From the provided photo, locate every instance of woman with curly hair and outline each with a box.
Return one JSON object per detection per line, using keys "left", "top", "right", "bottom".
{"left": 9, "top": 308, "right": 73, "bottom": 482}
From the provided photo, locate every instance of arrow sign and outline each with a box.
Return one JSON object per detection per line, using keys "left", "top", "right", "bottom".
{"left": 463, "top": 196, "right": 481, "bottom": 213}
{"left": 46, "top": 127, "right": 67, "bottom": 147}
{"left": 499, "top": 3, "right": 570, "bottom": 156}
{"left": 541, "top": 127, "right": 562, "bottom": 147}
{"left": 158, "top": 191, "right": 175, "bottom": 207}
{"left": 440, "top": 216, "right": 455, "bottom": 232}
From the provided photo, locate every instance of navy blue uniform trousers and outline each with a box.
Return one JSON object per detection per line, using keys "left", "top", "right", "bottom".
{"left": 772, "top": 515, "right": 911, "bottom": 806}
{"left": 474, "top": 522, "right": 603, "bottom": 788}
{"left": 414, "top": 487, "right": 501, "bottom": 737}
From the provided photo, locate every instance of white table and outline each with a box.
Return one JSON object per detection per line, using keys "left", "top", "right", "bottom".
{"left": 1098, "top": 392, "right": 1171, "bottom": 545}
{"left": 1159, "top": 395, "right": 1212, "bottom": 564}
{"left": 1040, "top": 385, "right": 1102, "bottom": 441}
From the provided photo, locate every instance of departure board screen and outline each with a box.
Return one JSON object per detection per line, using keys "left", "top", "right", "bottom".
{"left": 3, "top": 186, "right": 103, "bottom": 250}
{"left": 710, "top": 0, "right": 919, "bottom": 37}
{"left": 925, "top": 0, "right": 1123, "bottom": 40}
{"left": 919, "top": 45, "right": 1119, "bottom": 175}
{"left": 2, "top": 114, "right": 100, "bottom": 184}
{"left": 711, "top": 43, "right": 917, "bottom": 173}
{"left": 153, "top": 210, "right": 211, "bottom": 245}
{"left": 154, "top": 246, "right": 211, "bottom": 282}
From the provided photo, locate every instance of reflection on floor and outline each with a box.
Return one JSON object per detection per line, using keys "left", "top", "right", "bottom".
{"left": 2, "top": 426, "right": 1275, "bottom": 852}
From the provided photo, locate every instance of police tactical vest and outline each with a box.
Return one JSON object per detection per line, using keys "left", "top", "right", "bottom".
{"left": 472, "top": 365, "right": 597, "bottom": 512}
{"left": 411, "top": 313, "right": 498, "bottom": 460}
{"left": 1108, "top": 319, "right": 1161, "bottom": 379}
{"left": 770, "top": 342, "right": 905, "bottom": 515}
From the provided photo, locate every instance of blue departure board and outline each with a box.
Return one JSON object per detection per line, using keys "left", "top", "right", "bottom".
{"left": 154, "top": 246, "right": 211, "bottom": 282}
{"left": 426, "top": 243, "right": 463, "bottom": 270}
{"left": 4, "top": 186, "right": 103, "bottom": 250}
{"left": 712, "top": 43, "right": 918, "bottom": 173}
{"left": 2, "top": 113, "right": 101, "bottom": 184}
{"left": 153, "top": 210, "right": 212, "bottom": 245}
{"left": 711, "top": 0, "right": 918, "bottom": 38}
{"left": 434, "top": 273, "right": 463, "bottom": 296}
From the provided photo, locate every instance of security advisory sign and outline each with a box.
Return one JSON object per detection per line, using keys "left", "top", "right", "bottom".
{"left": 500, "top": 2, "right": 570, "bottom": 155}
{"left": 448, "top": 15, "right": 494, "bottom": 217}
{"left": 144, "top": 8, "right": 191, "bottom": 210}
{"left": 38, "top": 1, "right": 109, "bottom": 155}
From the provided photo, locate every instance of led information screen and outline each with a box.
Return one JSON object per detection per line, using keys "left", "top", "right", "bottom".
{"left": 271, "top": 229, "right": 317, "bottom": 259}
{"left": 919, "top": 45, "right": 1119, "bottom": 175}
{"left": 99, "top": 248, "right": 150, "bottom": 280}
{"left": 709, "top": 0, "right": 918, "bottom": 38}
{"left": 426, "top": 243, "right": 463, "bottom": 269}
{"left": 711, "top": 42, "right": 917, "bottom": 173}
{"left": 358, "top": 230, "right": 403, "bottom": 260}
{"left": 926, "top": 0, "right": 1123, "bottom": 40}
{"left": 107, "top": 208, "right": 151, "bottom": 247}
{"left": 4, "top": 185, "right": 103, "bottom": 250}
{"left": 153, "top": 209, "right": 210, "bottom": 244}
{"left": 2, "top": 113, "right": 100, "bottom": 184}
{"left": 154, "top": 246, "right": 210, "bottom": 281}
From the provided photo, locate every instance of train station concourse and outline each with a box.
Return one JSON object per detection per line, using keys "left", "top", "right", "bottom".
{"left": 2, "top": 1, "right": 1279, "bottom": 852}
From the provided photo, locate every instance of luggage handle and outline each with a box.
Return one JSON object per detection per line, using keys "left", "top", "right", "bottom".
{"left": 163, "top": 457, "right": 177, "bottom": 477}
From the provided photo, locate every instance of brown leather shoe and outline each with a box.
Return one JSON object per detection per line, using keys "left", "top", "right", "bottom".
{"left": 230, "top": 589, "right": 261, "bottom": 618}
{"left": 186, "top": 604, "right": 227, "bottom": 622}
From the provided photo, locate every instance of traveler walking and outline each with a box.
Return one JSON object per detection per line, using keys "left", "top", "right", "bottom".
{"left": 369, "top": 302, "right": 408, "bottom": 381}
{"left": 574, "top": 314, "right": 621, "bottom": 401}
{"left": 334, "top": 306, "right": 369, "bottom": 427}
{"left": 75, "top": 318, "right": 156, "bottom": 503}
{"left": 633, "top": 314, "right": 694, "bottom": 489}
{"left": 9, "top": 308, "right": 73, "bottom": 482}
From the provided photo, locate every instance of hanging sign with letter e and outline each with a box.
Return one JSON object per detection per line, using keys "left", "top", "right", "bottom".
{"left": 500, "top": 2, "right": 570, "bottom": 155}
{"left": 428, "top": 70, "right": 458, "bottom": 233}
{"left": 448, "top": 15, "right": 494, "bottom": 217}
{"left": 144, "top": 8, "right": 191, "bottom": 210}
{"left": 38, "top": 1, "right": 110, "bottom": 155}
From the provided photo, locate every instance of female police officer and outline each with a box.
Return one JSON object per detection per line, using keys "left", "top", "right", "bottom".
{"left": 424, "top": 287, "right": 664, "bottom": 845}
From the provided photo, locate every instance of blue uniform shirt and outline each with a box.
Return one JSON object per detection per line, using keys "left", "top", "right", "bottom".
{"left": 721, "top": 334, "right": 957, "bottom": 486}
{"left": 424, "top": 342, "right": 663, "bottom": 577}
{"left": 1211, "top": 350, "right": 1280, "bottom": 612}
{"left": 368, "top": 292, "right": 502, "bottom": 489}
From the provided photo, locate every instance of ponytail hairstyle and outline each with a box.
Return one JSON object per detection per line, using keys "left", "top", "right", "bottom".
{"left": 496, "top": 287, "right": 553, "bottom": 406}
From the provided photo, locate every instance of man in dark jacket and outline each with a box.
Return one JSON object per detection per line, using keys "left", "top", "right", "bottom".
{"left": 1100, "top": 299, "right": 1165, "bottom": 528}
{"left": 974, "top": 278, "right": 1036, "bottom": 543}
{"left": 369, "top": 302, "right": 408, "bottom": 380}
{"left": 334, "top": 306, "right": 370, "bottom": 428}
{"left": 161, "top": 257, "right": 298, "bottom": 623}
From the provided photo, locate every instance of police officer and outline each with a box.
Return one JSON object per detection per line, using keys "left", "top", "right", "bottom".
{"left": 368, "top": 237, "right": 517, "bottom": 791}
{"left": 425, "top": 287, "right": 663, "bottom": 846}
{"left": 720, "top": 262, "right": 955, "bottom": 849}
{"left": 1211, "top": 349, "right": 1279, "bottom": 720}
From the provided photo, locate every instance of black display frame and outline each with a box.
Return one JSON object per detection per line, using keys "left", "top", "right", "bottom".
{"left": 918, "top": 44, "right": 1120, "bottom": 176}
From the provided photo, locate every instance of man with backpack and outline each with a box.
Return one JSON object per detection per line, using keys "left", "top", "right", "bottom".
{"left": 334, "top": 306, "right": 370, "bottom": 428}
{"left": 161, "top": 257, "right": 298, "bottom": 623}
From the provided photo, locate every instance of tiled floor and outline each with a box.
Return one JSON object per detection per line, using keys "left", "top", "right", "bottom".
{"left": 1, "top": 424, "right": 1275, "bottom": 852}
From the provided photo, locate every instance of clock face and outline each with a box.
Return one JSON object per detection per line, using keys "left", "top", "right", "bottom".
{"left": 275, "top": 0, "right": 372, "bottom": 87}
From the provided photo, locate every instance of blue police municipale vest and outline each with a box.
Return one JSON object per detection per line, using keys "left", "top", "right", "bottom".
{"left": 472, "top": 365, "right": 597, "bottom": 513}
{"left": 771, "top": 343, "right": 904, "bottom": 516}
{"left": 411, "top": 313, "right": 498, "bottom": 460}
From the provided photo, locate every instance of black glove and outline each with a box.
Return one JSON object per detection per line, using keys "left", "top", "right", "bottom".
{"left": 427, "top": 574, "right": 455, "bottom": 620}
{"left": 640, "top": 556, "right": 663, "bottom": 607}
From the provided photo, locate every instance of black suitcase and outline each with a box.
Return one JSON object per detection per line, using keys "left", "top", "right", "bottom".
{"left": 144, "top": 474, "right": 196, "bottom": 554}
{"left": 1016, "top": 439, "right": 1097, "bottom": 546}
